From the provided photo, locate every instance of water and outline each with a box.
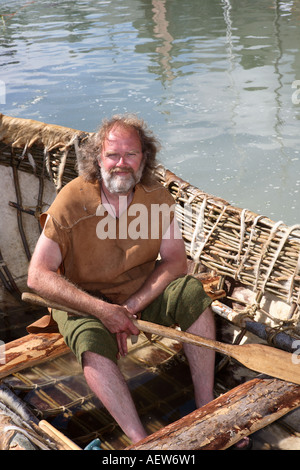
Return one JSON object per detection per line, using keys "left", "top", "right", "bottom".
{"left": 1, "top": 0, "right": 300, "bottom": 225}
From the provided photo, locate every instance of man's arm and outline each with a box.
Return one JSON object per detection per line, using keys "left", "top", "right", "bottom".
{"left": 27, "top": 232, "right": 140, "bottom": 338}
{"left": 123, "top": 219, "right": 188, "bottom": 315}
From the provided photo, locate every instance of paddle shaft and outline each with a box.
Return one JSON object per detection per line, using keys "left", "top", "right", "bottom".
{"left": 22, "top": 292, "right": 300, "bottom": 385}
{"left": 134, "top": 318, "right": 300, "bottom": 386}
{"left": 22, "top": 292, "right": 230, "bottom": 355}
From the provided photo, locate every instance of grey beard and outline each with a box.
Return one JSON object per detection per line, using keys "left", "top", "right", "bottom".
{"left": 100, "top": 162, "right": 145, "bottom": 194}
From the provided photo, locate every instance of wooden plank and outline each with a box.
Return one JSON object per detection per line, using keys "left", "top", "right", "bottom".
{"left": 0, "top": 333, "right": 69, "bottom": 379}
{"left": 127, "top": 377, "right": 300, "bottom": 450}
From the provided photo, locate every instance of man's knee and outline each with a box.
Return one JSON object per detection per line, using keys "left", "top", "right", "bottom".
{"left": 173, "top": 276, "right": 213, "bottom": 331}
{"left": 187, "top": 306, "right": 215, "bottom": 339}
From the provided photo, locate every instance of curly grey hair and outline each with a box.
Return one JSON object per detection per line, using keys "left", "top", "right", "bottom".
{"left": 77, "top": 114, "right": 161, "bottom": 185}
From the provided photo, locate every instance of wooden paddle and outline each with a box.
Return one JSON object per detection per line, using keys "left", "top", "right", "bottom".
{"left": 22, "top": 292, "right": 300, "bottom": 386}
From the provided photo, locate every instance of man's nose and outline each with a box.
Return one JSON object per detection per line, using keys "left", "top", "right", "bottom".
{"left": 116, "top": 155, "right": 127, "bottom": 166}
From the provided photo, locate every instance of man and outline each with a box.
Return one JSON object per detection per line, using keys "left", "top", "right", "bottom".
{"left": 27, "top": 114, "right": 215, "bottom": 444}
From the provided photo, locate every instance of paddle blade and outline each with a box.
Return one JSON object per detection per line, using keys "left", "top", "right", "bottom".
{"left": 231, "top": 343, "right": 300, "bottom": 386}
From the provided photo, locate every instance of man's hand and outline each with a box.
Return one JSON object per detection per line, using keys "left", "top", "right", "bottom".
{"left": 99, "top": 304, "right": 140, "bottom": 358}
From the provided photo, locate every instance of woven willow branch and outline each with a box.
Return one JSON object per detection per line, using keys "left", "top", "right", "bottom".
{"left": 155, "top": 167, "right": 300, "bottom": 307}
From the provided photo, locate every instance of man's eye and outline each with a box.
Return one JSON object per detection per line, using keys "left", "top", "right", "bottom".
{"left": 105, "top": 152, "right": 139, "bottom": 159}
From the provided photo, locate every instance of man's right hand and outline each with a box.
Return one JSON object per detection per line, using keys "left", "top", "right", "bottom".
{"left": 99, "top": 304, "right": 140, "bottom": 358}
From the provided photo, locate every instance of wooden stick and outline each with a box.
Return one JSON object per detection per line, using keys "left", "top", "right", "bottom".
{"left": 39, "top": 420, "right": 81, "bottom": 450}
{"left": 22, "top": 292, "right": 300, "bottom": 386}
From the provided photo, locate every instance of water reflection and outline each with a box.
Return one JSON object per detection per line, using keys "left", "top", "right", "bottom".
{"left": 0, "top": 0, "right": 299, "bottom": 224}
{"left": 152, "top": 0, "right": 175, "bottom": 83}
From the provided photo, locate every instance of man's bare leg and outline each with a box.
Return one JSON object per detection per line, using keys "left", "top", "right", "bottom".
{"left": 183, "top": 307, "right": 215, "bottom": 408}
{"left": 82, "top": 351, "right": 148, "bottom": 444}
{"left": 184, "top": 307, "right": 251, "bottom": 448}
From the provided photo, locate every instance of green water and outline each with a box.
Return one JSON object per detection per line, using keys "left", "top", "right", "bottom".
{"left": 1, "top": 0, "right": 300, "bottom": 224}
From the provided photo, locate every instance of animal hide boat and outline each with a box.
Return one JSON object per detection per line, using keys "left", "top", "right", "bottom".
{"left": 0, "top": 113, "right": 300, "bottom": 450}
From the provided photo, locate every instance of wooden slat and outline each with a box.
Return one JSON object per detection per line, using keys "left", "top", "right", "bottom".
{"left": 0, "top": 333, "right": 69, "bottom": 379}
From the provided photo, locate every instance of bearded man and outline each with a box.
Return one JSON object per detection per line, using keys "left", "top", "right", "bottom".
{"left": 27, "top": 114, "right": 215, "bottom": 444}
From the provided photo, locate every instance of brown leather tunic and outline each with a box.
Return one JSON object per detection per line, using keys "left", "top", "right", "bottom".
{"left": 41, "top": 176, "right": 175, "bottom": 304}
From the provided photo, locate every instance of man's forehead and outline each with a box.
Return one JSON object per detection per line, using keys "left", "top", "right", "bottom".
{"left": 104, "top": 126, "right": 141, "bottom": 146}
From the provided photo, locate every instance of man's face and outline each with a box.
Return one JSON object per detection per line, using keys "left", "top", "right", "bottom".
{"left": 99, "top": 126, "right": 145, "bottom": 194}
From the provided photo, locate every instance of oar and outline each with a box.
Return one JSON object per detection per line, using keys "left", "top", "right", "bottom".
{"left": 22, "top": 292, "right": 300, "bottom": 386}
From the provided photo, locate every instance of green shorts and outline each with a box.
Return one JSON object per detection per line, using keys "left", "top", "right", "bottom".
{"left": 52, "top": 275, "right": 212, "bottom": 365}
